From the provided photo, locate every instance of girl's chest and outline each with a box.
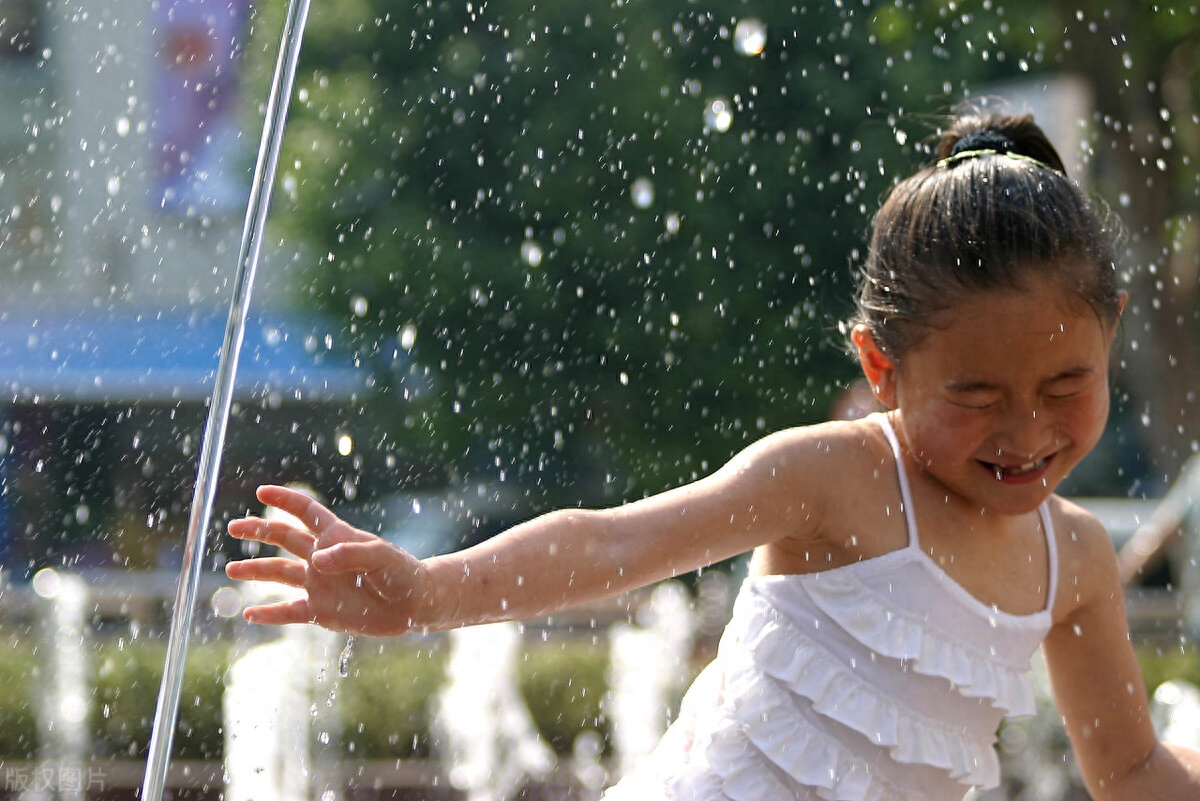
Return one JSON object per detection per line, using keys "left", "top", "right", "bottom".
{"left": 757, "top": 480, "right": 1054, "bottom": 619}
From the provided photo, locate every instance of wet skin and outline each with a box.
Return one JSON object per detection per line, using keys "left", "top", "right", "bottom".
{"left": 856, "top": 274, "right": 1121, "bottom": 519}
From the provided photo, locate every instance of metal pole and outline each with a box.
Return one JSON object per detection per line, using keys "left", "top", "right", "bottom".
{"left": 140, "top": 1, "right": 312, "bottom": 797}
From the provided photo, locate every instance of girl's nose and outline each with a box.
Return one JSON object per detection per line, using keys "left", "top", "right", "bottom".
{"left": 994, "top": 407, "right": 1052, "bottom": 460}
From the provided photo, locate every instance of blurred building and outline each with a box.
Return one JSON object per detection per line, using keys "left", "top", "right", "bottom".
{"left": 0, "top": 0, "right": 391, "bottom": 574}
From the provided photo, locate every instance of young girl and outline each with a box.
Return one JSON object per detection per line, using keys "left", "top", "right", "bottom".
{"left": 225, "top": 112, "right": 1200, "bottom": 800}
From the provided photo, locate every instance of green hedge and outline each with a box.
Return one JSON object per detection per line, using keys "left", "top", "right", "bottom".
{"left": 1137, "top": 643, "right": 1200, "bottom": 694}
{"left": 338, "top": 644, "right": 446, "bottom": 759}
{"left": 0, "top": 634, "right": 615, "bottom": 760}
{"left": 0, "top": 640, "right": 39, "bottom": 759}
{"left": 92, "top": 639, "right": 230, "bottom": 760}
{"left": 518, "top": 639, "right": 611, "bottom": 755}
{"left": 5, "top": 636, "right": 1191, "bottom": 762}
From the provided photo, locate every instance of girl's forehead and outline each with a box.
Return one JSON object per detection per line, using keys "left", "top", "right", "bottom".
{"left": 914, "top": 283, "right": 1112, "bottom": 364}
{"left": 926, "top": 278, "right": 1102, "bottom": 333}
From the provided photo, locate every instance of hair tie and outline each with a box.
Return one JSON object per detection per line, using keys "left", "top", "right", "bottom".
{"left": 950, "top": 130, "right": 1014, "bottom": 157}
{"left": 936, "top": 129, "right": 1061, "bottom": 173}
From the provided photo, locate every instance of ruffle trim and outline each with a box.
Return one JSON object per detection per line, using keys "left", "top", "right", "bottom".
{"left": 728, "top": 616, "right": 1000, "bottom": 789}
{"left": 789, "top": 571, "right": 1039, "bottom": 715}
{"left": 696, "top": 709, "right": 927, "bottom": 801}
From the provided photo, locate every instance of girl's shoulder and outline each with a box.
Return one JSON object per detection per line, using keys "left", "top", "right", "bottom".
{"left": 1046, "top": 495, "right": 1116, "bottom": 552}
{"left": 743, "top": 415, "right": 894, "bottom": 474}
{"left": 741, "top": 415, "right": 906, "bottom": 570}
{"left": 735, "top": 416, "right": 898, "bottom": 523}
{"left": 1045, "top": 494, "right": 1123, "bottom": 620}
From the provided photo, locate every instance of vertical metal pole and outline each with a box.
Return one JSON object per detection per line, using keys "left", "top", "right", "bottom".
{"left": 140, "top": 1, "right": 312, "bottom": 798}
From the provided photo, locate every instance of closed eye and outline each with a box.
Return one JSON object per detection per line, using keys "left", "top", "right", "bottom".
{"left": 948, "top": 391, "right": 1002, "bottom": 410}
{"left": 1043, "top": 373, "right": 1093, "bottom": 400}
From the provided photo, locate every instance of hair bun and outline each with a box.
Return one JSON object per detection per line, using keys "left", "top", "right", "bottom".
{"left": 950, "top": 129, "right": 1015, "bottom": 157}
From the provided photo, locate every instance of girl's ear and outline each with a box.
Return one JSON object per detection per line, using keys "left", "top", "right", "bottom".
{"left": 851, "top": 324, "right": 898, "bottom": 409}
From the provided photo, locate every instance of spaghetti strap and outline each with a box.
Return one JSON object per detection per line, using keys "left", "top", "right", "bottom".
{"left": 873, "top": 413, "right": 1060, "bottom": 615}
{"left": 1037, "top": 503, "right": 1059, "bottom": 613}
{"left": 873, "top": 413, "right": 920, "bottom": 550}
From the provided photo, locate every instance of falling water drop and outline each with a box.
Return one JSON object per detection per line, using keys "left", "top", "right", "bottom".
{"left": 338, "top": 636, "right": 355, "bottom": 678}
{"left": 703, "top": 98, "right": 733, "bottom": 133}
{"left": 733, "top": 18, "right": 767, "bottom": 56}
{"left": 521, "top": 239, "right": 544, "bottom": 267}
{"left": 630, "top": 177, "right": 654, "bottom": 209}
{"left": 399, "top": 323, "right": 417, "bottom": 351}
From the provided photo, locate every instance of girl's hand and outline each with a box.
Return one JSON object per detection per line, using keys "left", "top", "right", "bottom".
{"left": 225, "top": 484, "right": 435, "bottom": 636}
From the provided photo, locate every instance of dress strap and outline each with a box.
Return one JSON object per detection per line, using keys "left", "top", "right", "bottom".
{"left": 1036, "top": 502, "right": 1060, "bottom": 613}
{"left": 872, "top": 416, "right": 1060, "bottom": 614}
{"left": 873, "top": 413, "right": 920, "bottom": 550}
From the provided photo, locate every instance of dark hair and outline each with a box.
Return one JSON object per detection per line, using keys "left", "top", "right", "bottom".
{"left": 852, "top": 111, "right": 1123, "bottom": 357}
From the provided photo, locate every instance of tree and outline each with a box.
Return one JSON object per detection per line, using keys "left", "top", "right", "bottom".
{"left": 249, "top": 0, "right": 1200, "bottom": 507}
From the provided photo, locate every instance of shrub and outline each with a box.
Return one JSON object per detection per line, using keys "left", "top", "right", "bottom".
{"left": 337, "top": 642, "right": 446, "bottom": 759}
{"left": 1137, "top": 643, "right": 1200, "bottom": 694}
{"left": 517, "top": 639, "right": 611, "bottom": 755}
{"left": 0, "top": 640, "right": 39, "bottom": 759}
{"left": 91, "top": 639, "right": 230, "bottom": 760}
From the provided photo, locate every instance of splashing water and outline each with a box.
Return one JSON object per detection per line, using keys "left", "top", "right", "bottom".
{"left": 140, "top": 1, "right": 312, "bottom": 799}
{"left": 338, "top": 636, "right": 355, "bottom": 678}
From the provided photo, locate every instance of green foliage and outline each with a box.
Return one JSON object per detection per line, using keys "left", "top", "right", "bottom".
{"left": 91, "top": 640, "right": 229, "bottom": 760}
{"left": 243, "top": 0, "right": 1055, "bottom": 508}
{"left": 338, "top": 643, "right": 446, "bottom": 759}
{"left": 0, "top": 641, "right": 39, "bottom": 759}
{"left": 0, "top": 633, "right": 613, "bottom": 762}
{"left": 5, "top": 633, "right": 1200, "bottom": 769}
{"left": 1137, "top": 643, "right": 1200, "bottom": 694}
{"left": 239, "top": 0, "right": 1200, "bottom": 496}
{"left": 518, "top": 638, "right": 610, "bottom": 755}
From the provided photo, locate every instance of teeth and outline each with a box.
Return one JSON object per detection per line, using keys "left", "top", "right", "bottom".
{"left": 993, "top": 459, "right": 1044, "bottom": 478}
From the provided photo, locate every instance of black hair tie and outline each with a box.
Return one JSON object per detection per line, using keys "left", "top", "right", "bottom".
{"left": 949, "top": 129, "right": 1014, "bottom": 157}
{"left": 936, "top": 128, "right": 1060, "bottom": 173}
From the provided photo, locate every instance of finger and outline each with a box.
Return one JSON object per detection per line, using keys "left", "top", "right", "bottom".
{"left": 256, "top": 485, "right": 344, "bottom": 533}
{"left": 228, "top": 517, "right": 317, "bottom": 559}
{"left": 310, "top": 539, "right": 414, "bottom": 576}
{"left": 242, "top": 598, "right": 313, "bottom": 626}
{"left": 225, "top": 556, "right": 308, "bottom": 588}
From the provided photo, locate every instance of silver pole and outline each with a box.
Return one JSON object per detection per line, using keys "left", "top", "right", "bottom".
{"left": 140, "top": 0, "right": 312, "bottom": 797}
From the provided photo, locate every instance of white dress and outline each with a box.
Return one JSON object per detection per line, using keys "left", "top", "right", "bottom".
{"left": 602, "top": 414, "right": 1058, "bottom": 801}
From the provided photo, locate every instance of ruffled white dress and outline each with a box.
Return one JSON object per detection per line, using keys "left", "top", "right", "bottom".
{"left": 602, "top": 414, "right": 1058, "bottom": 801}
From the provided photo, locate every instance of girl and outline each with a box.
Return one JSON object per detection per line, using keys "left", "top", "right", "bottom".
{"left": 225, "top": 112, "right": 1200, "bottom": 800}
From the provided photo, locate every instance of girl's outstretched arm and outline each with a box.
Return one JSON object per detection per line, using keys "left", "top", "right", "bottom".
{"left": 226, "top": 425, "right": 828, "bottom": 636}
{"left": 1043, "top": 501, "right": 1200, "bottom": 799}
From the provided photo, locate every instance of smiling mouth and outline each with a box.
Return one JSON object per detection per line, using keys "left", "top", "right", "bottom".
{"left": 984, "top": 456, "right": 1052, "bottom": 482}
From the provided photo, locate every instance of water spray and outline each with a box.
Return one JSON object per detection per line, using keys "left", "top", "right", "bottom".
{"left": 140, "top": 1, "right": 312, "bottom": 798}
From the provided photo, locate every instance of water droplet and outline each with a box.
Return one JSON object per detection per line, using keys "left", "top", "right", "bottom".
{"left": 350, "top": 295, "right": 369, "bottom": 317}
{"left": 630, "top": 177, "right": 654, "bottom": 209}
{"left": 521, "top": 239, "right": 544, "bottom": 267}
{"left": 704, "top": 98, "right": 733, "bottom": 133}
{"left": 32, "top": 568, "right": 61, "bottom": 599}
{"left": 338, "top": 636, "right": 355, "bottom": 678}
{"left": 733, "top": 18, "right": 767, "bottom": 56}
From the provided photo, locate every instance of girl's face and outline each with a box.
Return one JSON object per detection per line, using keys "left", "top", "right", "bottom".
{"left": 855, "top": 274, "right": 1122, "bottom": 517}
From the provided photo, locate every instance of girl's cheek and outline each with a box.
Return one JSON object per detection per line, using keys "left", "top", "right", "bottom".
{"left": 915, "top": 405, "right": 987, "bottom": 460}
